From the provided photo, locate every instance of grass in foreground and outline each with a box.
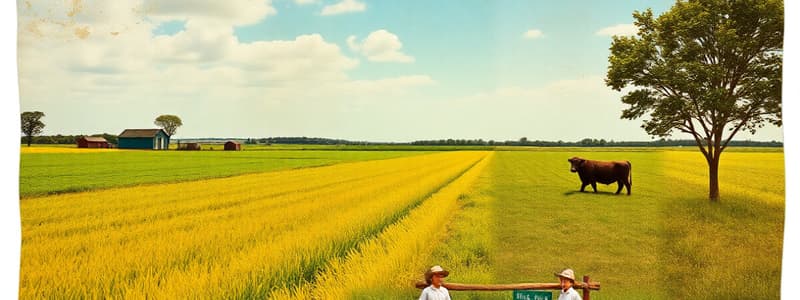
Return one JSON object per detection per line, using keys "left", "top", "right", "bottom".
{"left": 423, "top": 150, "right": 783, "bottom": 299}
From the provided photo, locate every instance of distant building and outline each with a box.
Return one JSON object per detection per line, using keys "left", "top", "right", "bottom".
{"left": 118, "top": 129, "right": 170, "bottom": 150}
{"left": 76, "top": 136, "right": 110, "bottom": 148}
{"left": 224, "top": 141, "right": 241, "bottom": 151}
{"left": 177, "top": 142, "right": 201, "bottom": 151}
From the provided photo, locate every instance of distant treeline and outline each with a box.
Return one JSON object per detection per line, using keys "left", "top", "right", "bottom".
{"left": 253, "top": 137, "right": 782, "bottom": 147}
{"left": 21, "top": 133, "right": 119, "bottom": 145}
{"left": 248, "top": 137, "right": 373, "bottom": 145}
{"left": 23, "top": 135, "right": 782, "bottom": 147}
{"left": 411, "top": 137, "right": 783, "bottom": 147}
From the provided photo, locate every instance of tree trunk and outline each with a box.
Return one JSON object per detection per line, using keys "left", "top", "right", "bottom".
{"left": 26, "top": 135, "right": 32, "bottom": 147}
{"left": 708, "top": 154, "right": 720, "bottom": 201}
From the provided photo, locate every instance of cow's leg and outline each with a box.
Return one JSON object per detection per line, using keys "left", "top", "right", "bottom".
{"left": 580, "top": 182, "right": 588, "bottom": 192}
{"left": 591, "top": 182, "right": 597, "bottom": 193}
{"left": 625, "top": 181, "right": 631, "bottom": 195}
{"left": 616, "top": 181, "right": 623, "bottom": 194}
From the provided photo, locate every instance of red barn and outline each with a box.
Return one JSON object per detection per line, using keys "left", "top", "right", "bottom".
{"left": 224, "top": 141, "right": 241, "bottom": 151}
{"left": 77, "top": 136, "right": 110, "bottom": 148}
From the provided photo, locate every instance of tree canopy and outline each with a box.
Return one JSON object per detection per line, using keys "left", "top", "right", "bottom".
{"left": 606, "top": 0, "right": 782, "bottom": 200}
{"left": 21, "top": 111, "right": 46, "bottom": 147}
{"left": 154, "top": 115, "right": 183, "bottom": 137}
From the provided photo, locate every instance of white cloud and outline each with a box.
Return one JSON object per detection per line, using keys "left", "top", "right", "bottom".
{"left": 294, "top": 0, "right": 317, "bottom": 4}
{"left": 523, "top": 29, "right": 543, "bottom": 39}
{"left": 321, "top": 0, "right": 365, "bottom": 16}
{"left": 17, "top": 2, "right": 437, "bottom": 138}
{"left": 347, "top": 30, "right": 414, "bottom": 63}
{"left": 596, "top": 24, "right": 638, "bottom": 37}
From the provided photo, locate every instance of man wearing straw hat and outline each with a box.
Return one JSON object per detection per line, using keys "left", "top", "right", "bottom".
{"left": 418, "top": 265, "right": 451, "bottom": 300}
{"left": 555, "top": 268, "right": 581, "bottom": 300}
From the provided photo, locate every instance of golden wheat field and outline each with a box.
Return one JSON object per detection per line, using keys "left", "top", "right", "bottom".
{"left": 19, "top": 151, "right": 491, "bottom": 299}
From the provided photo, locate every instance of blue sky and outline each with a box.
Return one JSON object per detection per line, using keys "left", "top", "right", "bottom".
{"left": 15, "top": 0, "right": 783, "bottom": 142}
{"left": 233, "top": 1, "right": 673, "bottom": 95}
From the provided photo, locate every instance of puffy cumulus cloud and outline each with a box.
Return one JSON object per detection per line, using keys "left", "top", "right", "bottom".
{"left": 596, "top": 24, "right": 638, "bottom": 37}
{"left": 294, "top": 0, "right": 317, "bottom": 5}
{"left": 152, "top": 19, "right": 238, "bottom": 63}
{"left": 347, "top": 30, "right": 414, "bottom": 63}
{"left": 522, "top": 29, "right": 543, "bottom": 39}
{"left": 321, "top": 0, "right": 365, "bottom": 16}
{"left": 229, "top": 34, "right": 359, "bottom": 83}
{"left": 17, "top": 1, "right": 435, "bottom": 137}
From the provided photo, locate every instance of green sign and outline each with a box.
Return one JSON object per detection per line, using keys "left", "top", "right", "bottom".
{"left": 512, "top": 290, "right": 552, "bottom": 300}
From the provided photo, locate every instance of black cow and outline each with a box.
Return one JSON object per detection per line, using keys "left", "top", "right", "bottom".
{"left": 567, "top": 157, "right": 632, "bottom": 195}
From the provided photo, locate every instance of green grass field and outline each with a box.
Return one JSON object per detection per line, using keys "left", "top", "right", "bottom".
{"left": 18, "top": 146, "right": 784, "bottom": 299}
{"left": 19, "top": 149, "right": 428, "bottom": 198}
{"left": 422, "top": 150, "right": 784, "bottom": 299}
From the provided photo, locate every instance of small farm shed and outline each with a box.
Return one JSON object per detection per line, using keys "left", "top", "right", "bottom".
{"left": 76, "top": 136, "right": 110, "bottom": 148}
{"left": 118, "top": 129, "right": 170, "bottom": 150}
{"left": 224, "top": 141, "right": 242, "bottom": 151}
{"left": 177, "top": 142, "right": 201, "bottom": 151}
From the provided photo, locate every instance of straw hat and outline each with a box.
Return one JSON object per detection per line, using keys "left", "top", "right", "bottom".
{"left": 425, "top": 265, "right": 450, "bottom": 279}
{"left": 554, "top": 268, "right": 575, "bottom": 281}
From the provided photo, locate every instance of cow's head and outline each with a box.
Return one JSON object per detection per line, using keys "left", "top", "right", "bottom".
{"left": 567, "top": 157, "right": 585, "bottom": 173}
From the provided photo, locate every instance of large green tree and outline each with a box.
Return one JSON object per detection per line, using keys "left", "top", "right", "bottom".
{"left": 606, "top": 0, "right": 782, "bottom": 201}
{"left": 154, "top": 114, "right": 183, "bottom": 136}
{"left": 21, "top": 111, "right": 46, "bottom": 147}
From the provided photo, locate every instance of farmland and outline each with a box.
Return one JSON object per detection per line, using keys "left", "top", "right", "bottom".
{"left": 19, "top": 148, "right": 427, "bottom": 197}
{"left": 18, "top": 147, "right": 784, "bottom": 299}
{"left": 424, "top": 150, "right": 784, "bottom": 299}
{"left": 19, "top": 151, "right": 491, "bottom": 298}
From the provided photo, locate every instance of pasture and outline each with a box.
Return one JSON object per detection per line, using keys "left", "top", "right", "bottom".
{"left": 423, "top": 150, "right": 784, "bottom": 299}
{"left": 18, "top": 147, "right": 784, "bottom": 299}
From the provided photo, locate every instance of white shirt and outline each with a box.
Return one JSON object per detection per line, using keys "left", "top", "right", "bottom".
{"left": 418, "top": 285, "right": 451, "bottom": 300}
{"left": 558, "top": 287, "right": 581, "bottom": 300}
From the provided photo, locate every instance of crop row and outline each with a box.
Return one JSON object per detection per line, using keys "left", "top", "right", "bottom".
{"left": 19, "top": 151, "right": 489, "bottom": 298}
{"left": 271, "top": 152, "right": 494, "bottom": 299}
